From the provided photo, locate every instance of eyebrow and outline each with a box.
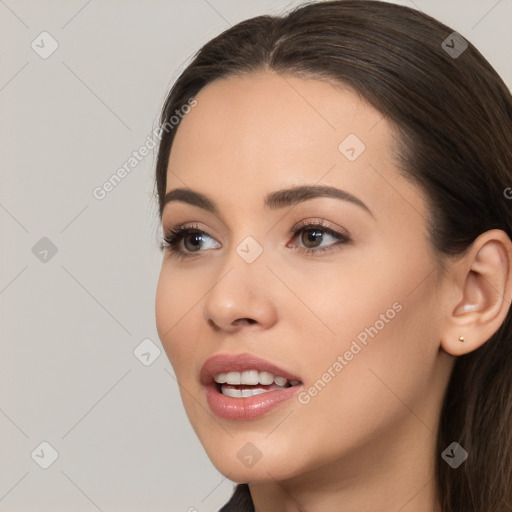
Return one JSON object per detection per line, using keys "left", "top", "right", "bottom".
{"left": 162, "top": 185, "right": 373, "bottom": 217}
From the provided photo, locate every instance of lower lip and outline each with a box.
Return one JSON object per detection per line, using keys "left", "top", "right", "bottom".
{"left": 204, "top": 383, "right": 302, "bottom": 420}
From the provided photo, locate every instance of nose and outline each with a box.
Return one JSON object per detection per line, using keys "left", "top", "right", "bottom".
{"left": 203, "top": 253, "right": 278, "bottom": 334}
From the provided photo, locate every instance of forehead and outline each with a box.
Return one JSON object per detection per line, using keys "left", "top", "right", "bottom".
{"left": 168, "top": 71, "right": 392, "bottom": 177}
{"left": 165, "top": 71, "right": 428, "bottom": 231}
{"left": 174, "top": 72, "right": 387, "bottom": 145}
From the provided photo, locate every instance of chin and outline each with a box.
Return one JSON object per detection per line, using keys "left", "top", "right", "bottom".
{"left": 210, "top": 456, "right": 299, "bottom": 484}
{"left": 198, "top": 433, "right": 308, "bottom": 483}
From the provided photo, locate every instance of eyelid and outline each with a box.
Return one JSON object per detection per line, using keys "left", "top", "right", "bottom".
{"left": 162, "top": 218, "right": 347, "bottom": 242}
{"left": 163, "top": 222, "right": 222, "bottom": 243}
{"left": 164, "top": 222, "right": 221, "bottom": 242}
{"left": 288, "top": 217, "right": 350, "bottom": 238}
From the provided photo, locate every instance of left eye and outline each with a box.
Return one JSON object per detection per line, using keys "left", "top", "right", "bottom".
{"left": 288, "top": 224, "right": 350, "bottom": 252}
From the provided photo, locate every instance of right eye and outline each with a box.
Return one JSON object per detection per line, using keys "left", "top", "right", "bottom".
{"left": 161, "top": 224, "right": 221, "bottom": 259}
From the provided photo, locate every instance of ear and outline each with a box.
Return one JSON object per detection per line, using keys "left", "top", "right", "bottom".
{"left": 440, "top": 229, "right": 512, "bottom": 356}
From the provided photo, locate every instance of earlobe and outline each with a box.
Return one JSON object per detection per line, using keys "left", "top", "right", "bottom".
{"left": 440, "top": 229, "right": 512, "bottom": 357}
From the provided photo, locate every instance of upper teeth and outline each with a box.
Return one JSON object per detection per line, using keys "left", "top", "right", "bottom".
{"left": 214, "top": 370, "right": 299, "bottom": 386}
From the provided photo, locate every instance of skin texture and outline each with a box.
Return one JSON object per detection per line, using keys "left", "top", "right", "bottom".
{"left": 155, "top": 71, "right": 512, "bottom": 512}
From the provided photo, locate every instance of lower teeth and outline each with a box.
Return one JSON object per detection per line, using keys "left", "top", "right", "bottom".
{"left": 220, "top": 385, "right": 289, "bottom": 398}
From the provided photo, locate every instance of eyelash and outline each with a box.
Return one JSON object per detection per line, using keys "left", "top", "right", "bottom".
{"left": 160, "top": 220, "right": 351, "bottom": 260}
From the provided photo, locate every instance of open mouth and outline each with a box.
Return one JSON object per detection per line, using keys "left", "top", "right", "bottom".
{"left": 214, "top": 370, "right": 302, "bottom": 398}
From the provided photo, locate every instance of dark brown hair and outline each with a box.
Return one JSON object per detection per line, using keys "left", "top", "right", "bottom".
{"left": 154, "top": 1, "right": 512, "bottom": 510}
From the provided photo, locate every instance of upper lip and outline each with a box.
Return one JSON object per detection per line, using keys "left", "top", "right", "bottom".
{"left": 200, "top": 353, "right": 303, "bottom": 385}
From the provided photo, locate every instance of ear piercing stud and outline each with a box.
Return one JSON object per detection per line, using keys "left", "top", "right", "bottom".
{"left": 459, "top": 336, "right": 465, "bottom": 343}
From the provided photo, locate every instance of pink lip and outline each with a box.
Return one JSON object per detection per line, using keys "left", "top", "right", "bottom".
{"left": 200, "top": 353, "right": 303, "bottom": 421}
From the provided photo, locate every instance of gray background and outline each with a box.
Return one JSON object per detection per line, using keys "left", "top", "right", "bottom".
{"left": 1, "top": 1, "right": 510, "bottom": 511}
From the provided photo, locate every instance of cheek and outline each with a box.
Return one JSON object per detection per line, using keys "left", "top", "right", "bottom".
{"left": 276, "top": 310, "right": 431, "bottom": 478}
{"left": 155, "top": 264, "right": 201, "bottom": 370}
{"left": 279, "top": 252, "right": 402, "bottom": 348}
{"left": 286, "top": 252, "right": 437, "bottom": 418}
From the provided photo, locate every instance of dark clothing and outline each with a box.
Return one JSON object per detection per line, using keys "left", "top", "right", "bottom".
{"left": 219, "top": 484, "right": 255, "bottom": 511}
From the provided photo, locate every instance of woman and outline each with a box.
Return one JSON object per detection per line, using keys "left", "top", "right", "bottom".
{"left": 154, "top": 1, "right": 512, "bottom": 510}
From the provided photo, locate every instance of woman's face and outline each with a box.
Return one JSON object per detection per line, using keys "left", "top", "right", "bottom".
{"left": 155, "top": 72, "right": 453, "bottom": 483}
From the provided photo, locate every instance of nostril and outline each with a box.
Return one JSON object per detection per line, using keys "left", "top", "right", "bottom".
{"left": 207, "top": 318, "right": 221, "bottom": 331}
{"left": 233, "top": 318, "right": 257, "bottom": 326}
